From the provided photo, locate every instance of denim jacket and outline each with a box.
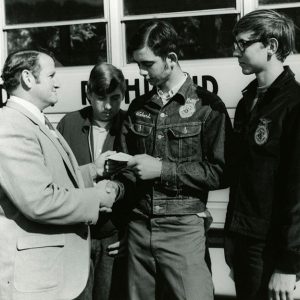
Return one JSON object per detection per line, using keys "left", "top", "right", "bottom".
{"left": 119, "top": 75, "right": 231, "bottom": 216}
{"left": 225, "top": 67, "right": 300, "bottom": 273}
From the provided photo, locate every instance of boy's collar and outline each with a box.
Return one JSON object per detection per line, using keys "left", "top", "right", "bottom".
{"left": 156, "top": 73, "right": 188, "bottom": 102}
{"left": 242, "top": 66, "right": 294, "bottom": 95}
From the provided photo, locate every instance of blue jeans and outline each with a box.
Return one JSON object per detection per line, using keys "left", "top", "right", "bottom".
{"left": 127, "top": 214, "right": 213, "bottom": 300}
{"left": 75, "top": 232, "right": 127, "bottom": 300}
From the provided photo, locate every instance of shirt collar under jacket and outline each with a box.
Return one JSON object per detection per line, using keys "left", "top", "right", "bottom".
{"left": 9, "top": 95, "right": 45, "bottom": 124}
{"left": 81, "top": 106, "right": 123, "bottom": 136}
{"left": 152, "top": 74, "right": 194, "bottom": 106}
{"left": 157, "top": 73, "right": 188, "bottom": 102}
{"left": 242, "top": 66, "right": 295, "bottom": 101}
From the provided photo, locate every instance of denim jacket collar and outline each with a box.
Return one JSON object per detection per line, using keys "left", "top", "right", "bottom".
{"left": 149, "top": 74, "right": 194, "bottom": 107}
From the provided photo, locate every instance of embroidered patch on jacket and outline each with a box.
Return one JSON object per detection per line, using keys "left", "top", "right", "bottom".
{"left": 135, "top": 110, "right": 151, "bottom": 119}
{"left": 254, "top": 118, "right": 271, "bottom": 145}
{"left": 179, "top": 98, "right": 197, "bottom": 118}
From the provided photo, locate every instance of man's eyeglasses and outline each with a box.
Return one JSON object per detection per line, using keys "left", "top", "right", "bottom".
{"left": 234, "top": 39, "right": 262, "bottom": 52}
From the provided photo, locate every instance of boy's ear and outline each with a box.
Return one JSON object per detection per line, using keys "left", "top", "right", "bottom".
{"left": 86, "top": 88, "right": 91, "bottom": 104}
{"left": 167, "top": 52, "right": 178, "bottom": 63}
{"left": 267, "top": 37, "right": 279, "bottom": 56}
{"left": 166, "top": 52, "right": 178, "bottom": 70}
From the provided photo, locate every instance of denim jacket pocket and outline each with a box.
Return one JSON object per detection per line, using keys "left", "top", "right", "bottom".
{"left": 129, "top": 122, "right": 154, "bottom": 153}
{"left": 131, "top": 123, "right": 153, "bottom": 136}
{"left": 167, "top": 123, "right": 202, "bottom": 162}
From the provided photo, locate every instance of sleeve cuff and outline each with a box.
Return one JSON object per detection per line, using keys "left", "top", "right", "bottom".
{"left": 89, "top": 163, "right": 98, "bottom": 181}
{"left": 112, "top": 180, "right": 124, "bottom": 202}
{"left": 276, "top": 249, "right": 300, "bottom": 273}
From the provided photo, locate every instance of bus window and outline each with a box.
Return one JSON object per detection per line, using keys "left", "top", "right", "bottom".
{"left": 122, "top": 0, "right": 240, "bottom": 63}
{"left": 4, "top": 0, "right": 104, "bottom": 24}
{"left": 4, "top": 0, "right": 107, "bottom": 67}
{"left": 6, "top": 23, "right": 107, "bottom": 66}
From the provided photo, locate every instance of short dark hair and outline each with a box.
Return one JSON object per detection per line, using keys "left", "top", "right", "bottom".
{"left": 233, "top": 9, "right": 295, "bottom": 62}
{"left": 1, "top": 49, "right": 54, "bottom": 94}
{"left": 128, "top": 20, "right": 178, "bottom": 59}
{"left": 87, "top": 63, "right": 126, "bottom": 97}
{"left": 1, "top": 50, "right": 42, "bottom": 93}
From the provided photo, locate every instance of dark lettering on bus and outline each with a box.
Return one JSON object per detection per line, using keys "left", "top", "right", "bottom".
{"left": 81, "top": 75, "right": 219, "bottom": 105}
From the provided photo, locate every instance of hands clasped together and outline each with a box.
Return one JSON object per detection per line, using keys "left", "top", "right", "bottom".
{"left": 94, "top": 150, "right": 120, "bottom": 213}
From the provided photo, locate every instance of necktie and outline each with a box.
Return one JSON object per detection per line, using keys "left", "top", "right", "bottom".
{"left": 44, "top": 115, "right": 55, "bottom": 130}
{"left": 251, "top": 90, "right": 265, "bottom": 114}
{"left": 44, "top": 115, "right": 58, "bottom": 138}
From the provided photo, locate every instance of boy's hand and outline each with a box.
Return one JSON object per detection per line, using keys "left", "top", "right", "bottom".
{"left": 94, "top": 150, "right": 116, "bottom": 177}
{"left": 268, "top": 271, "right": 296, "bottom": 300}
{"left": 107, "top": 236, "right": 127, "bottom": 257}
{"left": 127, "top": 154, "right": 162, "bottom": 180}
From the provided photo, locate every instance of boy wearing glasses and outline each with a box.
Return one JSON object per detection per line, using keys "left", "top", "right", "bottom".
{"left": 225, "top": 9, "right": 300, "bottom": 300}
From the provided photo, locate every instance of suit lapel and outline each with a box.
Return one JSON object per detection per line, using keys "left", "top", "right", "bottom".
{"left": 41, "top": 126, "right": 80, "bottom": 186}
{"left": 55, "top": 130, "right": 85, "bottom": 188}
{"left": 6, "top": 102, "right": 79, "bottom": 186}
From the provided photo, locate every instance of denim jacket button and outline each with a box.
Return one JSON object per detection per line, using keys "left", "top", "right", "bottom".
{"left": 157, "top": 134, "right": 163, "bottom": 140}
{"left": 160, "top": 113, "right": 167, "bottom": 118}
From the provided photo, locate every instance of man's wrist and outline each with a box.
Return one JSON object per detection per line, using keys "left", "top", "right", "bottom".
{"left": 105, "top": 181, "right": 119, "bottom": 195}
{"left": 89, "top": 163, "right": 98, "bottom": 180}
{"left": 110, "top": 181, "right": 124, "bottom": 201}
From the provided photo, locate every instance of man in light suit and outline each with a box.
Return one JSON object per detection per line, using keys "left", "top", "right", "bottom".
{"left": 0, "top": 50, "right": 121, "bottom": 300}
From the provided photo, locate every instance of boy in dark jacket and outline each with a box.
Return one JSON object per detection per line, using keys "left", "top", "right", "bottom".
{"left": 57, "top": 63, "right": 126, "bottom": 300}
{"left": 225, "top": 9, "right": 300, "bottom": 300}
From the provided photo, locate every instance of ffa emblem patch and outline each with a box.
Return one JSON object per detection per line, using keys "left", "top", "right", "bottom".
{"left": 254, "top": 118, "right": 271, "bottom": 145}
{"left": 179, "top": 98, "right": 197, "bottom": 118}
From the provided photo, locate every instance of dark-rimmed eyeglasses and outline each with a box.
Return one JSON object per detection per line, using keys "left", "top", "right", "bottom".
{"left": 234, "top": 39, "right": 262, "bottom": 52}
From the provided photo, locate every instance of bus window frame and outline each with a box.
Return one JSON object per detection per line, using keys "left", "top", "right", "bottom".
{"left": 0, "top": 0, "right": 111, "bottom": 68}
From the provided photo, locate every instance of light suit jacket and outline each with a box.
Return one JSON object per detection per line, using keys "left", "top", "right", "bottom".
{"left": 0, "top": 101, "right": 103, "bottom": 300}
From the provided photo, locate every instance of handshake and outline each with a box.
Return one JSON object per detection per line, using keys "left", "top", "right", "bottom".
{"left": 93, "top": 151, "right": 131, "bottom": 212}
{"left": 96, "top": 179, "right": 120, "bottom": 213}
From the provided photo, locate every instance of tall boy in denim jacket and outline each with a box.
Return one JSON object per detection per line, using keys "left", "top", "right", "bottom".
{"left": 118, "top": 20, "right": 231, "bottom": 300}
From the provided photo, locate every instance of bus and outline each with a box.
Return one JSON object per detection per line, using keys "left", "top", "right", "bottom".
{"left": 1, "top": 0, "right": 300, "bottom": 298}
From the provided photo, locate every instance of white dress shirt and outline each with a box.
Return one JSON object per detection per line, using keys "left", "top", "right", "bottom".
{"left": 9, "top": 96, "right": 45, "bottom": 124}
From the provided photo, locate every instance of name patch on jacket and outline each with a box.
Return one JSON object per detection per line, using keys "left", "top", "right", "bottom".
{"left": 179, "top": 98, "right": 197, "bottom": 118}
{"left": 254, "top": 118, "right": 271, "bottom": 145}
{"left": 135, "top": 110, "right": 151, "bottom": 119}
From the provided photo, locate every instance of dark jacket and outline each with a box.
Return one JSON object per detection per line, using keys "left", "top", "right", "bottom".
{"left": 119, "top": 75, "right": 232, "bottom": 216}
{"left": 57, "top": 106, "right": 125, "bottom": 238}
{"left": 225, "top": 67, "right": 300, "bottom": 273}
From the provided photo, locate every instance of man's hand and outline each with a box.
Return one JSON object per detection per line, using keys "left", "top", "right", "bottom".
{"left": 268, "top": 271, "right": 296, "bottom": 300}
{"left": 107, "top": 236, "right": 127, "bottom": 257}
{"left": 94, "top": 150, "right": 116, "bottom": 177}
{"left": 127, "top": 154, "right": 162, "bottom": 180}
{"left": 96, "top": 180, "right": 118, "bottom": 212}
